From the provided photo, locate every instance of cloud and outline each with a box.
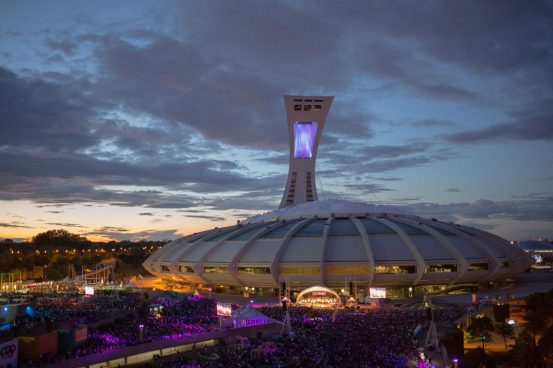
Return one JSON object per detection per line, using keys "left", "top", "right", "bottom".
{"left": 254, "top": 154, "right": 289, "bottom": 166}
{"left": 457, "top": 222, "right": 499, "bottom": 231}
{"left": 360, "top": 156, "right": 434, "bottom": 173}
{"left": 184, "top": 214, "right": 226, "bottom": 222}
{"left": 391, "top": 197, "right": 423, "bottom": 202}
{"left": 412, "top": 119, "right": 454, "bottom": 128}
{"left": 84, "top": 227, "right": 180, "bottom": 241}
{"left": 446, "top": 188, "right": 460, "bottom": 192}
{"left": 444, "top": 114, "right": 553, "bottom": 143}
{"left": 45, "top": 39, "right": 78, "bottom": 54}
{"left": 400, "top": 196, "right": 553, "bottom": 223}
{"left": 45, "top": 222, "right": 86, "bottom": 228}
{"left": 0, "top": 67, "right": 98, "bottom": 152}
{"left": 370, "top": 176, "right": 402, "bottom": 181}
{"left": 93, "top": 226, "right": 129, "bottom": 232}
{"left": 1, "top": 1, "right": 552, "bottom": 232}
{"left": 341, "top": 183, "right": 394, "bottom": 194}
{"left": 358, "top": 143, "right": 431, "bottom": 159}
{"left": 176, "top": 209, "right": 207, "bottom": 213}
{"left": 139, "top": 212, "right": 154, "bottom": 216}
{"left": 0, "top": 222, "right": 33, "bottom": 229}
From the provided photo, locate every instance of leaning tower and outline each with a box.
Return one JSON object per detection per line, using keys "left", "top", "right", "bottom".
{"left": 279, "top": 95, "right": 333, "bottom": 208}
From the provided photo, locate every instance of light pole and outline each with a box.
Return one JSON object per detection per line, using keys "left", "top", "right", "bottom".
{"left": 139, "top": 324, "right": 144, "bottom": 343}
{"left": 452, "top": 357, "right": 459, "bottom": 368}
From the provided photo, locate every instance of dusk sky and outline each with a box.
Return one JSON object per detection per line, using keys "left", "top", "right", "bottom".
{"left": 1, "top": 0, "right": 552, "bottom": 242}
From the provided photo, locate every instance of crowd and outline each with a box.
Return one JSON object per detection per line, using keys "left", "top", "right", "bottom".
{"left": 11, "top": 290, "right": 463, "bottom": 368}
{"left": 141, "top": 306, "right": 444, "bottom": 368}
{"left": 16, "top": 291, "right": 219, "bottom": 367}
{"left": 5, "top": 290, "right": 137, "bottom": 334}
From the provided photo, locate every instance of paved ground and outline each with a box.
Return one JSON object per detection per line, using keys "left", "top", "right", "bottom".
{"left": 433, "top": 269, "right": 553, "bottom": 305}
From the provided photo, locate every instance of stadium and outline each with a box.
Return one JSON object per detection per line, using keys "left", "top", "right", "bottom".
{"left": 143, "top": 96, "right": 534, "bottom": 299}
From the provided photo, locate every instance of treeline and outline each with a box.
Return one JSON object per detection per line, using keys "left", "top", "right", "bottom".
{"left": 0, "top": 229, "right": 167, "bottom": 280}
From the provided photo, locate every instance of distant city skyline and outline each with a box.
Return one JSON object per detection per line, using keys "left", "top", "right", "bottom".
{"left": 1, "top": 0, "right": 552, "bottom": 242}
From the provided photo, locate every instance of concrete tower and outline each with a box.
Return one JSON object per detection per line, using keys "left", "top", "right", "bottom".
{"left": 279, "top": 95, "right": 333, "bottom": 208}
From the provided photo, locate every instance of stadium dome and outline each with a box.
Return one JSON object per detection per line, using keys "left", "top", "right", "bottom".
{"left": 143, "top": 95, "right": 534, "bottom": 297}
{"left": 143, "top": 199, "right": 533, "bottom": 293}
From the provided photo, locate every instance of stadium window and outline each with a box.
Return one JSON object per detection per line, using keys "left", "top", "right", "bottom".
{"left": 315, "top": 99, "right": 323, "bottom": 102}
{"left": 313, "top": 105, "right": 322, "bottom": 111}
{"left": 203, "top": 266, "right": 228, "bottom": 273}
{"left": 293, "top": 98, "right": 303, "bottom": 102}
{"left": 501, "top": 261, "right": 509, "bottom": 268}
{"left": 178, "top": 265, "right": 194, "bottom": 273}
{"left": 468, "top": 263, "right": 488, "bottom": 271}
{"left": 279, "top": 266, "right": 320, "bottom": 275}
{"left": 424, "top": 264, "right": 457, "bottom": 273}
{"left": 161, "top": 265, "right": 170, "bottom": 272}
{"left": 374, "top": 265, "right": 416, "bottom": 274}
{"left": 238, "top": 266, "right": 271, "bottom": 275}
{"left": 294, "top": 104, "right": 302, "bottom": 111}
{"left": 325, "top": 265, "right": 370, "bottom": 274}
{"left": 303, "top": 105, "right": 312, "bottom": 111}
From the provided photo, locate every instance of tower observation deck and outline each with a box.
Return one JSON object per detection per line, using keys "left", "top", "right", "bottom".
{"left": 279, "top": 95, "right": 334, "bottom": 208}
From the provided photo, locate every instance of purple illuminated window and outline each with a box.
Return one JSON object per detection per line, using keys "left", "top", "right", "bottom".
{"left": 294, "top": 122, "right": 318, "bottom": 159}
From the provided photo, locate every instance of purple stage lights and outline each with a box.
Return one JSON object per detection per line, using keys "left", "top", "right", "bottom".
{"left": 294, "top": 122, "right": 318, "bottom": 159}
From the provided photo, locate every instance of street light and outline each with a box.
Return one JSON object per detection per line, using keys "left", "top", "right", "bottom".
{"left": 139, "top": 324, "right": 144, "bottom": 343}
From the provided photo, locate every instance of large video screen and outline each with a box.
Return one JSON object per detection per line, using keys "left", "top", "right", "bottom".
{"left": 216, "top": 302, "right": 232, "bottom": 317}
{"left": 294, "top": 122, "right": 318, "bottom": 159}
{"left": 369, "top": 287, "right": 386, "bottom": 298}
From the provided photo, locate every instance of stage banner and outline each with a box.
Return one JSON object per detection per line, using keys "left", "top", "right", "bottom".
{"left": 0, "top": 338, "right": 17, "bottom": 368}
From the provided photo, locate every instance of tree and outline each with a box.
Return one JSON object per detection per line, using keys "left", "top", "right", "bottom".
{"left": 468, "top": 315, "right": 494, "bottom": 350}
{"left": 539, "top": 326, "right": 553, "bottom": 368}
{"left": 524, "top": 291, "right": 553, "bottom": 338}
{"left": 33, "top": 229, "right": 89, "bottom": 248}
{"left": 513, "top": 328, "right": 540, "bottom": 368}
{"left": 460, "top": 348, "right": 496, "bottom": 368}
{"left": 495, "top": 322, "right": 514, "bottom": 350}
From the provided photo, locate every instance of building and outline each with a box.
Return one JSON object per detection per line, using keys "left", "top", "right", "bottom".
{"left": 516, "top": 240, "right": 553, "bottom": 267}
{"left": 143, "top": 96, "right": 534, "bottom": 298}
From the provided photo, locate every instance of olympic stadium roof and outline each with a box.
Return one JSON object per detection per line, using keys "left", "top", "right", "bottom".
{"left": 143, "top": 200, "right": 534, "bottom": 288}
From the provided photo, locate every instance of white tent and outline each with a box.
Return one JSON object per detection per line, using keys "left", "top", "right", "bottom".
{"left": 231, "top": 306, "right": 276, "bottom": 328}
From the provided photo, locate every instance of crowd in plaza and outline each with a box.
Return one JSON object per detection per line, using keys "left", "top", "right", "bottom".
{"left": 5, "top": 288, "right": 467, "bottom": 368}
{"left": 10, "top": 290, "right": 218, "bottom": 367}
{"left": 1, "top": 290, "right": 136, "bottom": 335}
{"left": 142, "top": 306, "right": 450, "bottom": 368}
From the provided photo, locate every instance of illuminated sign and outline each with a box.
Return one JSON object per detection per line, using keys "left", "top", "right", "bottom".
{"left": 369, "top": 287, "right": 386, "bottom": 298}
{"left": 294, "top": 122, "right": 318, "bottom": 159}
{"left": 216, "top": 303, "right": 232, "bottom": 317}
{"left": 84, "top": 286, "right": 95, "bottom": 295}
